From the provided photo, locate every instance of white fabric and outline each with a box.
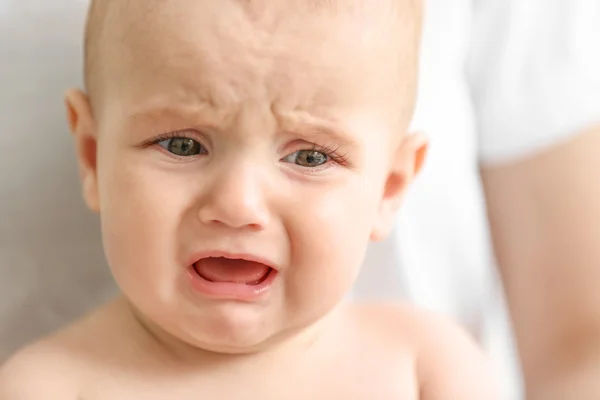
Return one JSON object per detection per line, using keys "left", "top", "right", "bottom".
{"left": 2, "top": 1, "right": 600, "bottom": 399}
{"left": 467, "top": 0, "right": 600, "bottom": 163}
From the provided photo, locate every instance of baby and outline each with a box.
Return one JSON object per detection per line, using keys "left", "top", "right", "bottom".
{"left": 0, "top": 0, "right": 500, "bottom": 399}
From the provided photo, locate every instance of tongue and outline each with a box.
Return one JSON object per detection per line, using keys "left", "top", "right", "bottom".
{"left": 194, "top": 257, "right": 271, "bottom": 285}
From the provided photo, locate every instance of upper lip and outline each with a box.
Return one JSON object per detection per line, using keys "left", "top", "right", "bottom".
{"left": 187, "top": 251, "right": 280, "bottom": 271}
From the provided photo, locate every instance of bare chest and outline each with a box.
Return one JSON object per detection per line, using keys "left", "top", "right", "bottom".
{"left": 78, "top": 360, "right": 418, "bottom": 400}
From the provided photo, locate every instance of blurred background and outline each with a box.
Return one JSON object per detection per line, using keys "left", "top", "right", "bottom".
{"left": 2, "top": 1, "right": 600, "bottom": 399}
{"left": 0, "top": 0, "right": 115, "bottom": 359}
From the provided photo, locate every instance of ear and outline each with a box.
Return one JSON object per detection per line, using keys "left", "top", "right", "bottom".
{"left": 370, "top": 132, "right": 428, "bottom": 241}
{"left": 65, "top": 89, "right": 100, "bottom": 213}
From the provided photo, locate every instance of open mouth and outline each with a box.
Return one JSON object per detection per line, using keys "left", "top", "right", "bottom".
{"left": 193, "top": 257, "right": 274, "bottom": 286}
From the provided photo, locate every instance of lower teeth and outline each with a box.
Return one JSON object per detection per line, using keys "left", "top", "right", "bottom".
{"left": 245, "top": 269, "right": 271, "bottom": 285}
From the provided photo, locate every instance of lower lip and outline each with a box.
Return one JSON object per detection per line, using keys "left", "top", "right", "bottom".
{"left": 186, "top": 265, "right": 278, "bottom": 302}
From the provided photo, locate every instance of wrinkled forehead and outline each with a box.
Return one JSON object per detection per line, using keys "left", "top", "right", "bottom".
{"left": 86, "top": 0, "right": 421, "bottom": 123}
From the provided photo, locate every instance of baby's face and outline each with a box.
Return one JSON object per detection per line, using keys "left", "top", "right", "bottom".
{"left": 70, "top": 0, "right": 424, "bottom": 352}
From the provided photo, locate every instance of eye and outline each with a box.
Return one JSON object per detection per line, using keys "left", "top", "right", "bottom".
{"left": 157, "top": 137, "right": 205, "bottom": 157}
{"left": 284, "top": 150, "right": 329, "bottom": 167}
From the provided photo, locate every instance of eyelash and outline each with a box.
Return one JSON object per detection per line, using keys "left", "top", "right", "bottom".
{"left": 141, "top": 130, "right": 350, "bottom": 166}
{"left": 306, "top": 143, "right": 350, "bottom": 166}
{"left": 141, "top": 130, "right": 199, "bottom": 148}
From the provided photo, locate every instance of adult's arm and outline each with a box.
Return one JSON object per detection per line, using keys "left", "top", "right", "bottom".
{"left": 481, "top": 124, "right": 600, "bottom": 399}
{"left": 466, "top": 1, "right": 600, "bottom": 397}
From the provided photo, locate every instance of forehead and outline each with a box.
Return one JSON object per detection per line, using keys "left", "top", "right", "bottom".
{"left": 93, "top": 1, "right": 415, "bottom": 122}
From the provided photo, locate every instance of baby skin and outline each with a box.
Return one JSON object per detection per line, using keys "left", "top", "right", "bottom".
{"left": 0, "top": 1, "right": 499, "bottom": 399}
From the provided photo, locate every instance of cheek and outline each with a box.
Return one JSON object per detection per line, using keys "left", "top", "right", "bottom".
{"left": 284, "top": 174, "right": 382, "bottom": 307}
{"left": 97, "top": 149, "right": 194, "bottom": 298}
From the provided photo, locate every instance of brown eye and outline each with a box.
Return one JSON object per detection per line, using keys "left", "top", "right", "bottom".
{"left": 158, "top": 138, "right": 205, "bottom": 156}
{"left": 285, "top": 150, "right": 329, "bottom": 167}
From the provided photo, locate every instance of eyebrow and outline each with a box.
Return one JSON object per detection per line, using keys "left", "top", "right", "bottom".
{"left": 277, "top": 111, "right": 360, "bottom": 148}
{"left": 125, "top": 102, "right": 360, "bottom": 148}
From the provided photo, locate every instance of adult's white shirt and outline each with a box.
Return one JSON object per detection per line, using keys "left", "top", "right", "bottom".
{"left": 1, "top": 1, "right": 599, "bottom": 399}
{"left": 355, "top": 1, "right": 600, "bottom": 398}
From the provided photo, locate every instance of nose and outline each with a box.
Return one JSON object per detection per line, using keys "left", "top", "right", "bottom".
{"left": 197, "top": 161, "right": 270, "bottom": 231}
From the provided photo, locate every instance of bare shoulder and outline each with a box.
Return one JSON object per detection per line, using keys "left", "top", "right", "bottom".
{"left": 348, "top": 302, "right": 501, "bottom": 400}
{"left": 348, "top": 301, "right": 467, "bottom": 341}
{"left": 0, "top": 338, "right": 82, "bottom": 399}
{"left": 0, "top": 299, "right": 127, "bottom": 400}
{"left": 412, "top": 311, "right": 501, "bottom": 399}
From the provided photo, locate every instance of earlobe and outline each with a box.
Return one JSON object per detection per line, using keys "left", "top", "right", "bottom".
{"left": 65, "top": 89, "right": 100, "bottom": 213}
{"left": 370, "top": 221, "right": 393, "bottom": 242}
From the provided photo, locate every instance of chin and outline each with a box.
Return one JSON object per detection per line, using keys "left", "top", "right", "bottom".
{"left": 175, "top": 303, "right": 288, "bottom": 353}
{"left": 187, "top": 308, "right": 331, "bottom": 356}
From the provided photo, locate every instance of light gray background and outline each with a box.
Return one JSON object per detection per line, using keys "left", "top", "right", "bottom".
{"left": 0, "top": 0, "right": 116, "bottom": 360}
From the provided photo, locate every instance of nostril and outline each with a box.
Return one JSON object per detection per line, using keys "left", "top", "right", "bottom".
{"left": 198, "top": 212, "right": 268, "bottom": 231}
{"left": 247, "top": 222, "right": 265, "bottom": 232}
